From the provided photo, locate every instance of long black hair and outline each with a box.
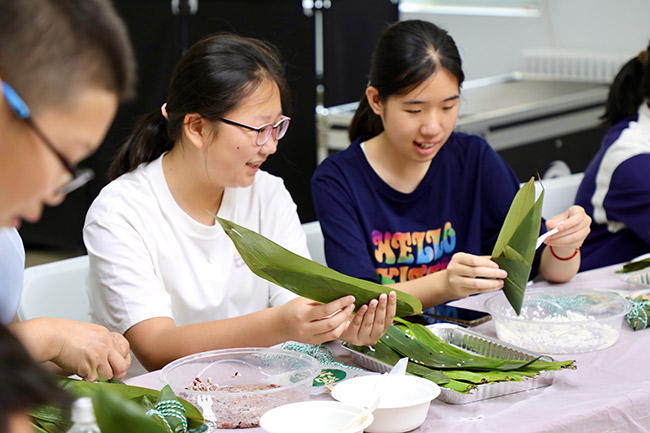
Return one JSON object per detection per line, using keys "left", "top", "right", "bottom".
{"left": 601, "top": 38, "right": 650, "bottom": 126}
{"left": 349, "top": 20, "right": 464, "bottom": 142}
{"left": 109, "top": 33, "right": 290, "bottom": 180}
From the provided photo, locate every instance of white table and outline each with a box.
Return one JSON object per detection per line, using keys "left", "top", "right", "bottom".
{"left": 127, "top": 264, "right": 650, "bottom": 433}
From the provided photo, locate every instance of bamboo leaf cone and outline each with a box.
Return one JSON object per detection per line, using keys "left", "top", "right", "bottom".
{"left": 215, "top": 216, "right": 422, "bottom": 317}
{"left": 491, "top": 178, "right": 544, "bottom": 315}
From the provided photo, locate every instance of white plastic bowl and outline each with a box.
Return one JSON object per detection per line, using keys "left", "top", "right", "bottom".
{"left": 160, "top": 347, "right": 321, "bottom": 428}
{"left": 259, "top": 400, "right": 374, "bottom": 433}
{"left": 485, "top": 288, "right": 631, "bottom": 354}
{"left": 331, "top": 374, "right": 440, "bottom": 433}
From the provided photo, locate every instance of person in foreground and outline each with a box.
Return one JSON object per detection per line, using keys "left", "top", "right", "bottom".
{"left": 0, "top": 0, "right": 136, "bottom": 381}
{"left": 83, "top": 33, "right": 396, "bottom": 373}
{"left": 312, "top": 20, "right": 591, "bottom": 310}
{"left": 575, "top": 39, "right": 650, "bottom": 271}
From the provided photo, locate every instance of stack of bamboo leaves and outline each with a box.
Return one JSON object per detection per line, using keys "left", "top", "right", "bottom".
{"left": 349, "top": 318, "right": 575, "bottom": 393}
{"left": 31, "top": 377, "right": 204, "bottom": 433}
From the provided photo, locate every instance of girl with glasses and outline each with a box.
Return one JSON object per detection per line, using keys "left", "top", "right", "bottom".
{"left": 312, "top": 20, "right": 591, "bottom": 311}
{"left": 84, "top": 33, "right": 396, "bottom": 373}
{"left": 0, "top": 0, "right": 135, "bottom": 430}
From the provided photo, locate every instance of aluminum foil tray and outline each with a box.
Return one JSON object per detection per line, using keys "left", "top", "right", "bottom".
{"left": 341, "top": 323, "right": 558, "bottom": 405}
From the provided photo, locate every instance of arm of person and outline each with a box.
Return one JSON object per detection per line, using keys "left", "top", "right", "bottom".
{"left": 384, "top": 253, "right": 506, "bottom": 309}
{"left": 538, "top": 205, "right": 591, "bottom": 282}
{"left": 125, "top": 295, "right": 360, "bottom": 371}
{"left": 313, "top": 148, "right": 508, "bottom": 310}
{"left": 9, "top": 315, "right": 131, "bottom": 381}
{"left": 598, "top": 156, "right": 650, "bottom": 246}
{"left": 269, "top": 173, "right": 395, "bottom": 345}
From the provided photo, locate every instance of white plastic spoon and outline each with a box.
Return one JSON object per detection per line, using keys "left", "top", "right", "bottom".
{"left": 535, "top": 227, "right": 559, "bottom": 250}
{"left": 338, "top": 357, "right": 409, "bottom": 431}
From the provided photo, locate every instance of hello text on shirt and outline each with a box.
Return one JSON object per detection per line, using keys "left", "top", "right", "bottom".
{"left": 372, "top": 222, "right": 456, "bottom": 284}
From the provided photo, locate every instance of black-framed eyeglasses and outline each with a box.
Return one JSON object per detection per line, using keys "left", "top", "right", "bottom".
{"left": 219, "top": 115, "right": 291, "bottom": 146}
{"left": 1, "top": 81, "right": 94, "bottom": 195}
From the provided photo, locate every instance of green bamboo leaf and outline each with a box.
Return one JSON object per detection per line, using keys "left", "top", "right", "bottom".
{"left": 350, "top": 340, "right": 450, "bottom": 385}
{"left": 616, "top": 258, "right": 650, "bottom": 273}
{"left": 381, "top": 326, "right": 535, "bottom": 371}
{"left": 215, "top": 216, "right": 422, "bottom": 317}
{"left": 349, "top": 320, "right": 575, "bottom": 395}
{"left": 443, "top": 378, "right": 477, "bottom": 393}
{"left": 54, "top": 377, "right": 203, "bottom": 428}
{"left": 491, "top": 177, "right": 544, "bottom": 315}
{"left": 491, "top": 257, "right": 531, "bottom": 315}
{"left": 90, "top": 386, "right": 168, "bottom": 433}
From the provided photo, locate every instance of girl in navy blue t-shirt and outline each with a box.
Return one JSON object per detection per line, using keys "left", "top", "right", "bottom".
{"left": 312, "top": 20, "right": 591, "bottom": 310}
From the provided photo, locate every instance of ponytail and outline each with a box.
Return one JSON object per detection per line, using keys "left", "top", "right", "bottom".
{"left": 108, "top": 110, "right": 173, "bottom": 180}
{"left": 348, "top": 93, "right": 384, "bottom": 141}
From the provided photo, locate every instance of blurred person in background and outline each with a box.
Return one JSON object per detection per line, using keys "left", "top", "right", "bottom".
{"left": 575, "top": 39, "right": 650, "bottom": 270}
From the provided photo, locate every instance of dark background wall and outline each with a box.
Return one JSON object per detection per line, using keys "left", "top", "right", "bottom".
{"left": 19, "top": 0, "right": 399, "bottom": 252}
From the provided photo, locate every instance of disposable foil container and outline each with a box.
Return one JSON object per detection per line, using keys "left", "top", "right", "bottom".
{"left": 341, "top": 323, "right": 558, "bottom": 405}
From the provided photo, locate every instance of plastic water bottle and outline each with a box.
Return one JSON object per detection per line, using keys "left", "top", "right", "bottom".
{"left": 67, "top": 397, "right": 101, "bottom": 433}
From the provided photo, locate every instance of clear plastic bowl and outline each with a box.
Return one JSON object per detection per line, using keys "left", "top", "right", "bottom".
{"left": 484, "top": 288, "right": 631, "bottom": 354}
{"left": 160, "top": 347, "right": 321, "bottom": 429}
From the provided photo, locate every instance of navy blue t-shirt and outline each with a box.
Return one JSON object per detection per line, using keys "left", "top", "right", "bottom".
{"left": 311, "top": 132, "right": 525, "bottom": 284}
{"left": 575, "top": 103, "right": 650, "bottom": 271}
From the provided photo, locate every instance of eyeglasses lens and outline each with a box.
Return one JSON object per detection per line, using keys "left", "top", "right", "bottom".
{"left": 276, "top": 118, "right": 290, "bottom": 140}
{"left": 256, "top": 124, "right": 274, "bottom": 146}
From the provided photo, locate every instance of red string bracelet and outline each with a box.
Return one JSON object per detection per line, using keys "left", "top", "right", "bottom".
{"left": 549, "top": 245, "right": 580, "bottom": 261}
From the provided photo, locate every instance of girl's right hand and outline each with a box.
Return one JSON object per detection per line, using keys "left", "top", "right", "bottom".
{"left": 279, "top": 296, "right": 356, "bottom": 345}
{"left": 446, "top": 252, "right": 507, "bottom": 300}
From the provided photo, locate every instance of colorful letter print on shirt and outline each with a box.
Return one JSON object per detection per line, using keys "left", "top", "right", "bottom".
{"left": 373, "top": 222, "right": 456, "bottom": 283}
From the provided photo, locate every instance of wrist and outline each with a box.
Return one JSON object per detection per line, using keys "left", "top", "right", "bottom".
{"left": 549, "top": 245, "right": 580, "bottom": 261}
{"left": 10, "top": 318, "right": 62, "bottom": 363}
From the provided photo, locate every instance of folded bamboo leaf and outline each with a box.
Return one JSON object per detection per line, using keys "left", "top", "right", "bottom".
{"left": 491, "top": 177, "right": 544, "bottom": 315}
{"left": 215, "top": 216, "right": 422, "bottom": 317}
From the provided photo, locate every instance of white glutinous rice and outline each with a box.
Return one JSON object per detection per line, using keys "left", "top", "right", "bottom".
{"left": 494, "top": 308, "right": 620, "bottom": 354}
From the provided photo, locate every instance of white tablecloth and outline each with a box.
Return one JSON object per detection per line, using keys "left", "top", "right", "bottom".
{"left": 127, "top": 264, "right": 650, "bottom": 433}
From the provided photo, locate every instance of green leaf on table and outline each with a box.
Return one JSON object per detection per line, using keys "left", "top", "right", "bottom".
{"left": 380, "top": 325, "right": 536, "bottom": 371}
{"left": 491, "top": 177, "right": 544, "bottom": 315}
{"left": 215, "top": 216, "right": 422, "bottom": 317}
{"left": 350, "top": 321, "right": 575, "bottom": 394}
{"left": 32, "top": 377, "right": 204, "bottom": 433}
{"left": 616, "top": 258, "right": 650, "bottom": 274}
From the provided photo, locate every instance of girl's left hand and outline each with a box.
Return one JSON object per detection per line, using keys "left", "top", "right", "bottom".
{"left": 544, "top": 205, "right": 591, "bottom": 249}
{"left": 339, "top": 291, "right": 397, "bottom": 346}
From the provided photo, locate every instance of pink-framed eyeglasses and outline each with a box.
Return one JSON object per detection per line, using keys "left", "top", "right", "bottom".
{"left": 219, "top": 115, "right": 291, "bottom": 146}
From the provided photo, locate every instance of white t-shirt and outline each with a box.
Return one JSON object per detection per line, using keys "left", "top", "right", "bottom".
{"left": 0, "top": 228, "right": 25, "bottom": 325}
{"left": 83, "top": 155, "right": 303, "bottom": 336}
